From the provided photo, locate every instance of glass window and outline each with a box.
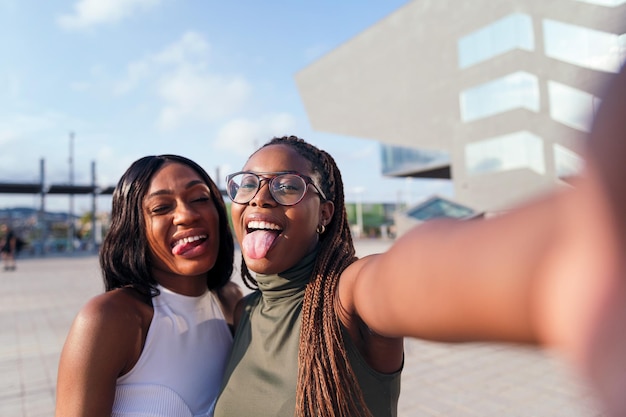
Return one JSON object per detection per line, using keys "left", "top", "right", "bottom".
{"left": 554, "top": 143, "right": 583, "bottom": 179}
{"left": 381, "top": 144, "right": 449, "bottom": 176}
{"left": 458, "top": 13, "right": 534, "bottom": 69}
{"left": 460, "top": 72, "right": 539, "bottom": 122}
{"left": 465, "top": 131, "right": 545, "bottom": 176}
{"left": 544, "top": 20, "right": 626, "bottom": 73}
{"left": 548, "top": 81, "right": 599, "bottom": 131}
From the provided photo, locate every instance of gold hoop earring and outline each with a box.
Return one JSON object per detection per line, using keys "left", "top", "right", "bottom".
{"left": 316, "top": 224, "right": 326, "bottom": 234}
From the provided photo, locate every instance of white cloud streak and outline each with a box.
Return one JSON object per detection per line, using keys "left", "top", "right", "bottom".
{"left": 0, "top": 112, "right": 68, "bottom": 146}
{"left": 113, "top": 31, "right": 253, "bottom": 129}
{"left": 57, "top": 0, "right": 162, "bottom": 30}
{"left": 214, "top": 113, "right": 297, "bottom": 156}
{"left": 157, "top": 69, "right": 251, "bottom": 129}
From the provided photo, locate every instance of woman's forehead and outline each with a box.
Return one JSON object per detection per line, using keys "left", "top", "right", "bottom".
{"left": 244, "top": 145, "right": 311, "bottom": 173}
{"left": 147, "top": 162, "right": 205, "bottom": 192}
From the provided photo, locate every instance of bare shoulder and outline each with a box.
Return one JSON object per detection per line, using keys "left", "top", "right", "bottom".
{"left": 59, "top": 288, "right": 153, "bottom": 384}
{"left": 68, "top": 288, "right": 153, "bottom": 362}
{"left": 56, "top": 288, "right": 152, "bottom": 416}
{"left": 76, "top": 288, "right": 151, "bottom": 330}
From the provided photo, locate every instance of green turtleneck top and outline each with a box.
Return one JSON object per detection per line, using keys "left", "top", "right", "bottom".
{"left": 214, "top": 250, "right": 401, "bottom": 417}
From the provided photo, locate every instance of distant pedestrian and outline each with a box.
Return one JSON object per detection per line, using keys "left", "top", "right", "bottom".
{"left": 0, "top": 224, "right": 17, "bottom": 271}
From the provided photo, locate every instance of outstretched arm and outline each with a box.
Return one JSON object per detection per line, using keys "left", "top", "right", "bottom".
{"left": 351, "top": 64, "right": 626, "bottom": 416}
{"left": 351, "top": 191, "right": 562, "bottom": 343}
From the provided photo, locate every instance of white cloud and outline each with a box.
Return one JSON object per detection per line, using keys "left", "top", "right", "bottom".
{"left": 69, "top": 65, "right": 108, "bottom": 93}
{"left": 0, "top": 112, "right": 69, "bottom": 146}
{"left": 57, "top": 0, "right": 162, "bottom": 30}
{"left": 157, "top": 67, "right": 251, "bottom": 129}
{"left": 0, "top": 111, "right": 82, "bottom": 184}
{"left": 94, "top": 146, "right": 138, "bottom": 187}
{"left": 113, "top": 60, "right": 151, "bottom": 95}
{"left": 113, "top": 31, "right": 252, "bottom": 129}
{"left": 213, "top": 113, "right": 297, "bottom": 156}
{"left": 153, "top": 31, "right": 210, "bottom": 66}
{"left": 114, "top": 32, "right": 209, "bottom": 95}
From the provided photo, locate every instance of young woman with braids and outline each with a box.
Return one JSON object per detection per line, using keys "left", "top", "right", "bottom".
{"left": 215, "top": 63, "right": 626, "bottom": 417}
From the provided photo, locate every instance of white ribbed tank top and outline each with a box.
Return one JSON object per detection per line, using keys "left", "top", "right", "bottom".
{"left": 112, "top": 285, "right": 232, "bottom": 417}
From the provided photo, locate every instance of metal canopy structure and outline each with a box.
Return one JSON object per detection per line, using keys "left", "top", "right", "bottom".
{"left": 47, "top": 184, "right": 96, "bottom": 195}
{"left": 99, "top": 186, "right": 116, "bottom": 195}
{"left": 0, "top": 157, "right": 116, "bottom": 199}
{"left": 0, "top": 183, "right": 115, "bottom": 196}
{"left": 0, "top": 159, "right": 115, "bottom": 255}
{"left": 0, "top": 183, "right": 44, "bottom": 194}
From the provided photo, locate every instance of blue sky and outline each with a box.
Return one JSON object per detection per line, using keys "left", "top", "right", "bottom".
{"left": 0, "top": 0, "right": 452, "bottom": 214}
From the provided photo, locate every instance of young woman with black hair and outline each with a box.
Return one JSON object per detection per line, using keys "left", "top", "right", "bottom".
{"left": 56, "top": 155, "right": 242, "bottom": 417}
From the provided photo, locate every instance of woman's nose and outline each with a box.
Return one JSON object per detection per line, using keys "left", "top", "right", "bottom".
{"left": 173, "top": 202, "right": 200, "bottom": 223}
{"left": 250, "top": 180, "right": 277, "bottom": 207}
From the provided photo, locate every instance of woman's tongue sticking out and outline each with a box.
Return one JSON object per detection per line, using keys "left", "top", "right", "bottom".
{"left": 243, "top": 230, "right": 279, "bottom": 259}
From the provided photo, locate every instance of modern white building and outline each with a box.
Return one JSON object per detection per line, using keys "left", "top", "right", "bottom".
{"left": 296, "top": 0, "right": 626, "bottom": 214}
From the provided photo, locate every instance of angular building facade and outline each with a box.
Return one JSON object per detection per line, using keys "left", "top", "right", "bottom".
{"left": 295, "top": 0, "right": 626, "bottom": 213}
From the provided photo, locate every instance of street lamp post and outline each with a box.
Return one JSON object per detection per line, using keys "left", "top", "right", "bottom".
{"left": 67, "top": 131, "right": 75, "bottom": 253}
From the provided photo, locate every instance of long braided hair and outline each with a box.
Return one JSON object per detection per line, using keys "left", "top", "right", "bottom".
{"left": 239, "top": 136, "right": 373, "bottom": 417}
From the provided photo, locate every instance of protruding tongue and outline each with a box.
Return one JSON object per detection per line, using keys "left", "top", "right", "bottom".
{"left": 172, "top": 238, "right": 203, "bottom": 256}
{"left": 242, "top": 230, "right": 278, "bottom": 259}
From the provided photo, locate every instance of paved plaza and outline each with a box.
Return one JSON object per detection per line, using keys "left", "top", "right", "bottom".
{"left": 0, "top": 239, "right": 606, "bottom": 416}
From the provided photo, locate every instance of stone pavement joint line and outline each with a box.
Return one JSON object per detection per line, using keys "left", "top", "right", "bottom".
{"left": 0, "top": 240, "right": 606, "bottom": 416}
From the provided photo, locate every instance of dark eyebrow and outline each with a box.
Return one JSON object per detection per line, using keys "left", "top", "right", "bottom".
{"left": 145, "top": 180, "right": 208, "bottom": 199}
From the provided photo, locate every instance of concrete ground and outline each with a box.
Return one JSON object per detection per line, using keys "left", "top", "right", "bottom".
{"left": 0, "top": 239, "right": 605, "bottom": 416}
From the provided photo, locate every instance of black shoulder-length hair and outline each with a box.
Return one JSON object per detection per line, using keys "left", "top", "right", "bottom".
{"left": 99, "top": 154, "right": 234, "bottom": 298}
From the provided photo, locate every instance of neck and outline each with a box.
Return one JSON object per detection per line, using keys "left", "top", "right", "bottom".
{"left": 254, "top": 248, "right": 319, "bottom": 298}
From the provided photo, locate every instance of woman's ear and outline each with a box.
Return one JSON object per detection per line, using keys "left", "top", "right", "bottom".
{"left": 320, "top": 200, "right": 335, "bottom": 227}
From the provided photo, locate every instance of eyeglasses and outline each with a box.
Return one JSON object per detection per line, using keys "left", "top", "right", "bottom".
{"left": 225, "top": 171, "right": 327, "bottom": 206}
